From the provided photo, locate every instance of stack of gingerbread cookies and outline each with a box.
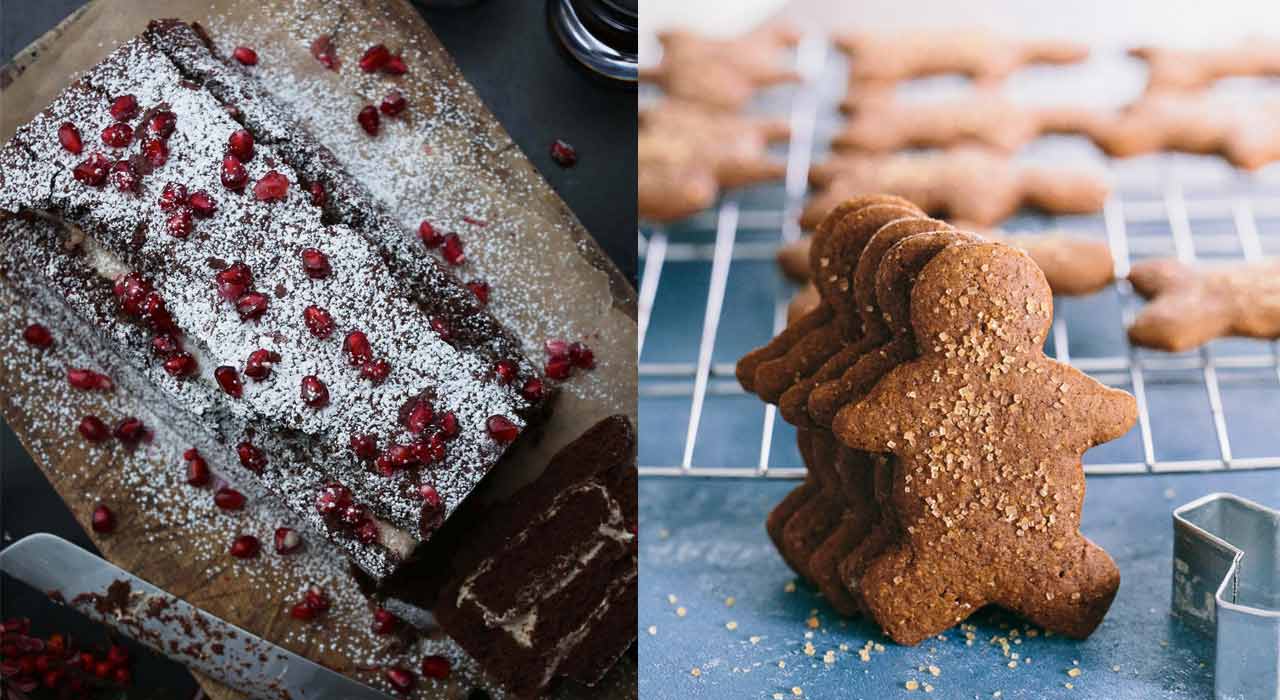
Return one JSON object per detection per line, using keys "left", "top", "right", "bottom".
{"left": 737, "top": 195, "right": 1139, "bottom": 644}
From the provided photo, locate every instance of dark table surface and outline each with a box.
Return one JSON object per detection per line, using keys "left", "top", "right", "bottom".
{"left": 0, "top": 0, "right": 635, "bottom": 695}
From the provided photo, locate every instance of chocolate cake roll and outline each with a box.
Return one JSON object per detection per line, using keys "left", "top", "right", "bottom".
{"left": 0, "top": 24, "right": 552, "bottom": 581}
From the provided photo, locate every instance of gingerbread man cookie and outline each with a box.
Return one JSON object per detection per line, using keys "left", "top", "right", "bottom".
{"left": 803, "top": 148, "right": 1109, "bottom": 228}
{"left": 834, "top": 242, "right": 1135, "bottom": 644}
{"left": 1130, "top": 40, "right": 1280, "bottom": 93}
{"left": 639, "top": 100, "right": 789, "bottom": 222}
{"left": 1089, "top": 94, "right": 1280, "bottom": 170}
{"left": 640, "top": 23, "right": 801, "bottom": 110}
{"left": 1128, "top": 257, "right": 1280, "bottom": 352}
{"left": 834, "top": 29, "right": 1088, "bottom": 87}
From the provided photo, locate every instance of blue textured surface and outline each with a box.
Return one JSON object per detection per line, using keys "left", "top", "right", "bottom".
{"left": 639, "top": 472, "right": 1280, "bottom": 699}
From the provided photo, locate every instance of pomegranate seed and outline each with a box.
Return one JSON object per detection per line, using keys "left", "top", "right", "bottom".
{"left": 357, "top": 105, "right": 380, "bottom": 136}
{"left": 244, "top": 349, "right": 280, "bottom": 380}
{"left": 186, "top": 453, "right": 210, "bottom": 487}
{"left": 350, "top": 434, "right": 378, "bottom": 460}
{"left": 79, "top": 652, "right": 94, "bottom": 672}
{"left": 57, "top": 122, "right": 82, "bottom": 154}
{"left": 166, "top": 208, "right": 193, "bottom": 238}
{"left": 78, "top": 416, "right": 110, "bottom": 443}
{"left": 93, "top": 659, "right": 111, "bottom": 679}
{"left": 67, "top": 368, "right": 107, "bottom": 391}
{"left": 214, "top": 487, "right": 246, "bottom": 511}
{"left": 22, "top": 323, "right": 53, "bottom": 348}
{"left": 383, "top": 54, "right": 408, "bottom": 75}
{"left": 430, "top": 317, "right": 453, "bottom": 342}
{"left": 316, "top": 482, "right": 353, "bottom": 518}
{"left": 227, "top": 129, "right": 254, "bottom": 161}
{"left": 303, "top": 305, "right": 334, "bottom": 338}
{"left": 569, "top": 341, "right": 595, "bottom": 369}
{"left": 101, "top": 123, "right": 133, "bottom": 148}
{"left": 253, "top": 170, "right": 290, "bottom": 202}
{"left": 437, "top": 412, "right": 459, "bottom": 439}
{"left": 274, "top": 527, "right": 303, "bottom": 554}
{"left": 113, "top": 417, "right": 145, "bottom": 444}
{"left": 146, "top": 111, "right": 177, "bottom": 139}
{"left": 358, "top": 44, "right": 391, "bottom": 72}
{"left": 418, "top": 220, "right": 442, "bottom": 247}
{"left": 229, "top": 534, "right": 260, "bottom": 559}
{"left": 361, "top": 359, "right": 391, "bottom": 383}
{"left": 163, "top": 352, "right": 197, "bottom": 376}
{"left": 112, "top": 667, "right": 132, "bottom": 686}
{"left": 419, "top": 487, "right": 444, "bottom": 535}
{"left": 72, "top": 153, "right": 110, "bottom": 186}
{"left": 141, "top": 137, "right": 169, "bottom": 166}
{"left": 355, "top": 518, "right": 379, "bottom": 544}
{"left": 47, "top": 633, "right": 65, "bottom": 655}
{"left": 159, "top": 182, "right": 188, "bottom": 210}
{"left": 215, "top": 262, "right": 253, "bottom": 300}
{"left": 521, "top": 377, "right": 544, "bottom": 402}
{"left": 466, "top": 279, "right": 490, "bottom": 304}
{"left": 110, "top": 160, "right": 139, "bottom": 192}
{"left": 380, "top": 90, "right": 407, "bottom": 116}
{"left": 188, "top": 190, "right": 217, "bottom": 217}
{"left": 550, "top": 139, "right": 578, "bottom": 167}
{"left": 301, "top": 375, "right": 329, "bottom": 407}
{"left": 494, "top": 359, "right": 518, "bottom": 384}
{"left": 289, "top": 601, "right": 315, "bottom": 620}
{"left": 420, "top": 655, "right": 451, "bottom": 679}
{"left": 306, "top": 182, "right": 327, "bottom": 208}
{"left": 545, "top": 355, "right": 572, "bottom": 379}
{"left": 385, "top": 667, "right": 415, "bottom": 693}
{"left": 300, "top": 248, "right": 331, "bottom": 279}
{"left": 486, "top": 415, "right": 519, "bottom": 442}
{"left": 232, "top": 46, "right": 259, "bottom": 66}
{"left": 236, "top": 292, "right": 269, "bottom": 320}
{"left": 343, "top": 330, "right": 372, "bottom": 365}
{"left": 405, "top": 401, "right": 434, "bottom": 434}
{"left": 310, "top": 35, "right": 339, "bottom": 70}
{"left": 221, "top": 154, "right": 248, "bottom": 190}
{"left": 372, "top": 608, "right": 400, "bottom": 635}
{"left": 440, "top": 234, "right": 465, "bottom": 265}
{"left": 109, "top": 94, "right": 138, "bottom": 121}
{"left": 305, "top": 586, "right": 331, "bottom": 612}
{"left": 150, "top": 331, "right": 178, "bottom": 357}
{"left": 545, "top": 338, "right": 569, "bottom": 357}
{"left": 214, "top": 365, "right": 244, "bottom": 397}
{"left": 237, "top": 441, "right": 267, "bottom": 472}
{"left": 90, "top": 504, "right": 115, "bottom": 533}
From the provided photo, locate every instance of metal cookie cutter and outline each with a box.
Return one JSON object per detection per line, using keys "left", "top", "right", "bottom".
{"left": 1172, "top": 493, "right": 1280, "bottom": 700}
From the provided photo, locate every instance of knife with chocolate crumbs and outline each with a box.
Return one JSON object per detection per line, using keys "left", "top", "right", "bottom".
{"left": 0, "top": 533, "right": 392, "bottom": 699}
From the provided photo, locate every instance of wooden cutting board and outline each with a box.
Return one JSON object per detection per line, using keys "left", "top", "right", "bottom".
{"left": 0, "top": 1, "right": 637, "bottom": 698}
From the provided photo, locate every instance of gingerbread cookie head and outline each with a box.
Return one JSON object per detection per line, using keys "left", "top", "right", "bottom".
{"left": 1127, "top": 257, "right": 1280, "bottom": 352}
{"left": 833, "top": 242, "right": 1135, "bottom": 644}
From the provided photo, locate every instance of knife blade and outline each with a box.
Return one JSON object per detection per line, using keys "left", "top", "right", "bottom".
{"left": 0, "top": 533, "right": 392, "bottom": 700}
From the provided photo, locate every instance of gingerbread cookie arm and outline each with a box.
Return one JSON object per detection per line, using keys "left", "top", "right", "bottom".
{"left": 1019, "top": 166, "right": 1111, "bottom": 217}
{"left": 736, "top": 305, "right": 832, "bottom": 392}
{"left": 1005, "top": 234, "right": 1115, "bottom": 296}
{"left": 1017, "top": 37, "right": 1090, "bottom": 66}
{"left": 1128, "top": 290, "right": 1234, "bottom": 352}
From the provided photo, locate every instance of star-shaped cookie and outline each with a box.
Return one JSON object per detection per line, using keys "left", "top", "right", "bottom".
{"left": 1128, "top": 257, "right": 1280, "bottom": 351}
{"left": 640, "top": 23, "right": 801, "bottom": 110}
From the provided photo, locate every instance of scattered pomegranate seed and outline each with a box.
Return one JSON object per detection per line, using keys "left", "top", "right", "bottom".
{"left": 350, "top": 434, "right": 378, "bottom": 460}
{"left": 244, "top": 349, "right": 280, "bottom": 380}
{"left": 545, "top": 339, "right": 569, "bottom": 357}
{"left": 310, "top": 35, "right": 339, "bottom": 70}
{"left": 289, "top": 601, "right": 316, "bottom": 620}
{"left": 189, "top": 190, "right": 217, "bottom": 217}
{"left": 545, "top": 355, "right": 572, "bottom": 379}
{"left": 57, "top": 122, "right": 83, "bottom": 154}
{"left": 186, "top": 451, "right": 210, "bottom": 487}
{"left": 221, "top": 154, "right": 248, "bottom": 190}
{"left": 227, "top": 129, "right": 254, "bottom": 161}
{"left": 235, "top": 292, "right": 270, "bottom": 320}
{"left": 355, "top": 519, "right": 380, "bottom": 544}
{"left": 113, "top": 667, "right": 132, "bottom": 686}
{"left": 252, "top": 170, "right": 290, "bottom": 202}
{"left": 214, "top": 487, "right": 246, "bottom": 511}
{"left": 303, "top": 305, "right": 334, "bottom": 338}
{"left": 301, "top": 375, "right": 329, "bottom": 408}
{"left": 493, "top": 360, "right": 518, "bottom": 385}
{"left": 146, "top": 111, "right": 177, "bottom": 139}
{"left": 430, "top": 317, "right": 453, "bottom": 342}
{"left": 158, "top": 182, "right": 188, "bottom": 210}
{"left": 550, "top": 139, "right": 577, "bottom": 167}
{"left": 405, "top": 401, "right": 434, "bottom": 434}
{"left": 110, "top": 160, "right": 139, "bottom": 192}
{"left": 90, "top": 504, "right": 115, "bottom": 533}
{"left": 308, "top": 181, "right": 327, "bottom": 207}
{"left": 361, "top": 359, "right": 391, "bottom": 383}
{"left": 237, "top": 441, "right": 267, "bottom": 472}
{"left": 92, "top": 659, "right": 111, "bottom": 679}
{"left": 521, "top": 377, "right": 545, "bottom": 402}
{"left": 300, "top": 248, "right": 331, "bottom": 279}
{"left": 358, "top": 44, "right": 391, "bottom": 72}
{"left": 67, "top": 368, "right": 111, "bottom": 391}
{"left": 108, "top": 94, "right": 138, "bottom": 121}
{"left": 214, "top": 365, "right": 244, "bottom": 397}
{"left": 113, "top": 417, "right": 145, "bottom": 444}
{"left": 101, "top": 123, "right": 133, "bottom": 148}
{"left": 385, "top": 666, "right": 416, "bottom": 693}
{"left": 420, "top": 654, "right": 451, "bottom": 679}
{"left": 274, "top": 527, "right": 303, "bottom": 554}
{"left": 380, "top": 91, "right": 407, "bottom": 116}
{"left": 569, "top": 341, "right": 595, "bottom": 369}
{"left": 229, "top": 534, "right": 260, "bottom": 559}
{"left": 343, "top": 331, "right": 373, "bottom": 366}
{"left": 357, "top": 105, "right": 380, "bottom": 136}
{"left": 215, "top": 262, "right": 253, "bottom": 300}
{"left": 383, "top": 54, "right": 408, "bottom": 75}
{"left": 78, "top": 416, "right": 110, "bottom": 443}
{"left": 419, "top": 484, "right": 444, "bottom": 535}
{"left": 437, "top": 412, "right": 459, "bottom": 439}
{"left": 163, "top": 352, "right": 197, "bottom": 377}
{"left": 22, "top": 324, "right": 53, "bottom": 348}
{"left": 166, "top": 208, "right": 193, "bottom": 238}
{"left": 316, "top": 482, "right": 354, "bottom": 518}
{"left": 418, "top": 220, "right": 442, "bottom": 247}
{"left": 371, "top": 608, "right": 400, "bottom": 635}
{"left": 466, "top": 279, "right": 490, "bottom": 305}
{"left": 486, "top": 415, "right": 519, "bottom": 442}
{"left": 141, "top": 138, "right": 169, "bottom": 167}
{"left": 232, "top": 46, "right": 259, "bottom": 66}
{"left": 72, "top": 153, "right": 110, "bottom": 186}
{"left": 440, "top": 234, "right": 465, "bottom": 265}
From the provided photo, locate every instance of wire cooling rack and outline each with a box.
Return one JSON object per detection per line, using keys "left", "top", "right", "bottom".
{"left": 638, "top": 35, "right": 1280, "bottom": 478}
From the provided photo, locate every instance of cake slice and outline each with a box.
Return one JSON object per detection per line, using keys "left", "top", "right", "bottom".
{"left": 0, "top": 24, "right": 551, "bottom": 581}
